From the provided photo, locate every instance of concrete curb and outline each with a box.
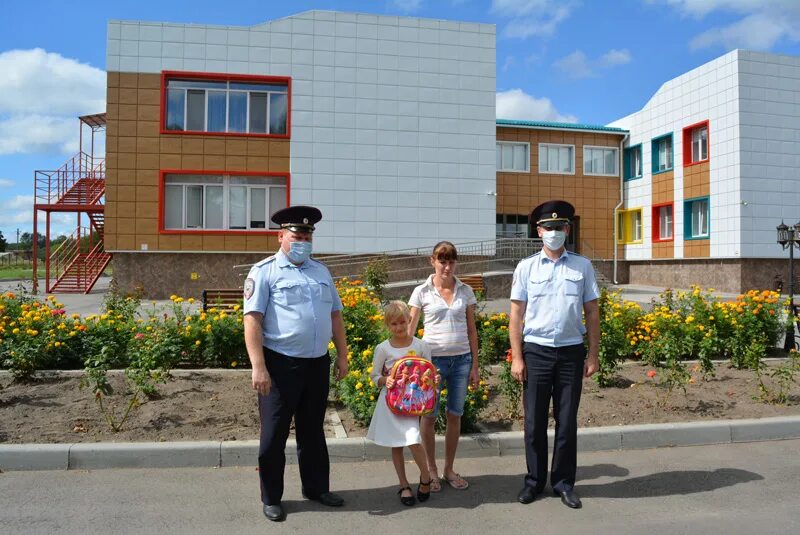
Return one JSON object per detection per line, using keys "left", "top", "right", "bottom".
{"left": 2, "top": 415, "right": 799, "bottom": 471}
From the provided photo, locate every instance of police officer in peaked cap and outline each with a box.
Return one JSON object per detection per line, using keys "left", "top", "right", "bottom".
{"left": 243, "top": 205, "right": 349, "bottom": 522}
{"left": 508, "top": 200, "right": 601, "bottom": 510}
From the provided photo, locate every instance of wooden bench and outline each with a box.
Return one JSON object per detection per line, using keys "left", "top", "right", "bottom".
{"left": 202, "top": 288, "right": 243, "bottom": 311}
{"left": 459, "top": 275, "right": 485, "bottom": 295}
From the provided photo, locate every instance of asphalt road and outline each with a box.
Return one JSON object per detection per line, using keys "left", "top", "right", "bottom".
{"left": 1, "top": 439, "right": 798, "bottom": 535}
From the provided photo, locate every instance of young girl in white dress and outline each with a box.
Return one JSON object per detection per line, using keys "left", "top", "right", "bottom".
{"left": 367, "top": 301, "right": 437, "bottom": 506}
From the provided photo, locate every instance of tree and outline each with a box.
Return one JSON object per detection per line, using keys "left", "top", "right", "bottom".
{"left": 0, "top": 230, "right": 7, "bottom": 252}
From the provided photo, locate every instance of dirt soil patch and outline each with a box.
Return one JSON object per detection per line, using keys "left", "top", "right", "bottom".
{"left": 1, "top": 362, "right": 799, "bottom": 444}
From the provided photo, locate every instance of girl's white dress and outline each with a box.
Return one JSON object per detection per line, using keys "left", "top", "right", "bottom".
{"left": 366, "top": 337, "right": 432, "bottom": 447}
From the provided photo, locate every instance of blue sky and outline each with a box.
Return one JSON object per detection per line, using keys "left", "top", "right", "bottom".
{"left": 1, "top": 0, "right": 799, "bottom": 244}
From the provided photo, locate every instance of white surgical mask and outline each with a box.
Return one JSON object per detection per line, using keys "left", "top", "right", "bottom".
{"left": 287, "top": 241, "right": 312, "bottom": 263}
{"left": 542, "top": 230, "right": 566, "bottom": 251}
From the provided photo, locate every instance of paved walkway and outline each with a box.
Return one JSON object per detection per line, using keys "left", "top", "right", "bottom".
{"left": 1, "top": 440, "right": 798, "bottom": 534}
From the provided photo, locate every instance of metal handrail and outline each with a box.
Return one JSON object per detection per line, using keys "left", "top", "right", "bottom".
{"left": 233, "top": 238, "right": 544, "bottom": 281}
{"left": 34, "top": 152, "right": 105, "bottom": 205}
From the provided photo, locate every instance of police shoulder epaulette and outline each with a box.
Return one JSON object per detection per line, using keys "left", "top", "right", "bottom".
{"left": 254, "top": 254, "right": 277, "bottom": 268}
{"left": 522, "top": 251, "right": 541, "bottom": 262}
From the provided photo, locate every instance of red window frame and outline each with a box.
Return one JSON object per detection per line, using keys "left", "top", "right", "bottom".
{"left": 160, "top": 71, "right": 291, "bottom": 138}
{"left": 652, "top": 202, "right": 674, "bottom": 243}
{"left": 158, "top": 169, "right": 291, "bottom": 236}
{"left": 682, "top": 120, "right": 709, "bottom": 167}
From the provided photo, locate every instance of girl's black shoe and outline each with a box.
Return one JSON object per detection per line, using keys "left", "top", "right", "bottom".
{"left": 398, "top": 486, "right": 416, "bottom": 506}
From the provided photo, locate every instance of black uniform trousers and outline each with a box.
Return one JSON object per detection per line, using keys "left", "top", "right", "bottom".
{"left": 258, "top": 347, "right": 331, "bottom": 505}
{"left": 522, "top": 342, "right": 585, "bottom": 493}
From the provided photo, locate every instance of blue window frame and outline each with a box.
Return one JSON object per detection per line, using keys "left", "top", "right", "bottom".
{"left": 684, "top": 196, "right": 710, "bottom": 240}
{"left": 651, "top": 133, "right": 674, "bottom": 174}
{"left": 623, "top": 144, "right": 642, "bottom": 181}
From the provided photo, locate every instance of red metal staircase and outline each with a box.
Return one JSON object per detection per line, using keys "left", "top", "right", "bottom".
{"left": 33, "top": 113, "right": 109, "bottom": 294}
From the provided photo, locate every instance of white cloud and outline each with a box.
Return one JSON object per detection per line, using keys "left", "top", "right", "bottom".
{"left": 0, "top": 178, "right": 15, "bottom": 187}
{"left": 651, "top": 0, "right": 800, "bottom": 50}
{"left": 689, "top": 13, "right": 799, "bottom": 50}
{"left": 502, "top": 55, "right": 516, "bottom": 72}
{"left": 496, "top": 89, "right": 577, "bottom": 122}
{"left": 0, "top": 49, "right": 105, "bottom": 155}
{"left": 0, "top": 49, "right": 105, "bottom": 116}
{"left": 600, "top": 48, "right": 632, "bottom": 67}
{"left": 554, "top": 49, "right": 632, "bottom": 79}
{"left": 390, "top": 0, "right": 423, "bottom": 13}
{"left": 554, "top": 50, "right": 593, "bottom": 78}
{"left": 1, "top": 195, "right": 34, "bottom": 225}
{"left": 491, "top": 0, "right": 575, "bottom": 39}
{"left": 0, "top": 115, "right": 78, "bottom": 155}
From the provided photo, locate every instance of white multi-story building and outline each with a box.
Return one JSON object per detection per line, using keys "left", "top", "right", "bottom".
{"left": 610, "top": 49, "right": 800, "bottom": 291}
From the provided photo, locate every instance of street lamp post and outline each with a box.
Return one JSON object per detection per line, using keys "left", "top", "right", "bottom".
{"left": 777, "top": 221, "right": 800, "bottom": 351}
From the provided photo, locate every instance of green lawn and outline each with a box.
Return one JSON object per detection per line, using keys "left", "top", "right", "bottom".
{"left": 0, "top": 266, "right": 44, "bottom": 281}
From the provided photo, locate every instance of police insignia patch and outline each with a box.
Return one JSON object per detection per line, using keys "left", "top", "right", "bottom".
{"left": 244, "top": 278, "right": 255, "bottom": 300}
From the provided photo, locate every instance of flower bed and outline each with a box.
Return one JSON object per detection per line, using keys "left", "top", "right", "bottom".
{"left": 1, "top": 283, "right": 798, "bottom": 435}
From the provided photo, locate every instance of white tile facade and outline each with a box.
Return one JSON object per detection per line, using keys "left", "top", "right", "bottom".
{"left": 610, "top": 49, "right": 800, "bottom": 260}
{"left": 108, "top": 10, "right": 497, "bottom": 254}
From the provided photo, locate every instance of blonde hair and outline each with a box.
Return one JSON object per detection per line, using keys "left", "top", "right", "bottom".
{"left": 383, "top": 300, "right": 411, "bottom": 324}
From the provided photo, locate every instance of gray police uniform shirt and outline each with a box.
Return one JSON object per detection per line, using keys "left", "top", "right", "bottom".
{"left": 243, "top": 250, "right": 343, "bottom": 358}
{"left": 510, "top": 250, "right": 600, "bottom": 347}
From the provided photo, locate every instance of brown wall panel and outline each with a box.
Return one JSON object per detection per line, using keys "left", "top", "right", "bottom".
{"left": 496, "top": 126, "right": 624, "bottom": 259}
{"left": 106, "top": 72, "right": 290, "bottom": 255}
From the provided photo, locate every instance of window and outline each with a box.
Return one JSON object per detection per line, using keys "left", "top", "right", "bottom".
{"left": 652, "top": 203, "right": 673, "bottom": 241}
{"left": 162, "top": 72, "right": 290, "bottom": 136}
{"left": 584, "top": 146, "right": 619, "bottom": 176}
{"left": 683, "top": 121, "right": 709, "bottom": 165}
{"left": 496, "top": 214, "right": 529, "bottom": 238}
{"left": 496, "top": 142, "right": 530, "bottom": 172}
{"left": 651, "top": 134, "right": 673, "bottom": 173}
{"left": 623, "top": 144, "right": 642, "bottom": 180}
{"left": 617, "top": 208, "right": 643, "bottom": 244}
{"left": 162, "top": 173, "right": 288, "bottom": 232}
{"left": 538, "top": 143, "right": 575, "bottom": 174}
{"left": 684, "top": 197, "right": 709, "bottom": 239}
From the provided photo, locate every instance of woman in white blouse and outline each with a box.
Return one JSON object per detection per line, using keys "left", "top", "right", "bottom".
{"left": 408, "top": 241, "right": 479, "bottom": 491}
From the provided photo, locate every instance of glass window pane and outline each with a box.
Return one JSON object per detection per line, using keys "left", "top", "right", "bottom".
{"left": 186, "top": 90, "right": 206, "bottom": 131}
{"left": 205, "top": 186, "right": 224, "bottom": 229}
{"left": 660, "top": 206, "right": 673, "bottom": 239}
{"left": 186, "top": 186, "right": 203, "bottom": 228}
{"left": 229, "top": 186, "right": 247, "bottom": 229}
{"left": 229, "top": 82, "right": 287, "bottom": 92}
{"left": 584, "top": 149, "right": 592, "bottom": 174}
{"left": 207, "top": 90, "right": 226, "bottom": 132}
{"left": 269, "top": 93, "right": 287, "bottom": 134}
{"left": 250, "top": 188, "right": 266, "bottom": 229}
{"left": 250, "top": 93, "right": 268, "bottom": 134}
{"left": 700, "top": 128, "right": 708, "bottom": 160}
{"left": 560, "top": 147, "right": 571, "bottom": 172}
{"left": 635, "top": 148, "right": 642, "bottom": 175}
{"left": 166, "top": 88, "right": 185, "bottom": 131}
{"left": 165, "top": 185, "right": 183, "bottom": 228}
{"left": 549, "top": 147, "right": 558, "bottom": 171}
{"left": 605, "top": 149, "right": 616, "bottom": 174}
{"left": 269, "top": 186, "right": 287, "bottom": 229}
{"left": 496, "top": 144, "right": 502, "bottom": 170}
{"left": 168, "top": 79, "right": 227, "bottom": 90}
{"left": 513, "top": 144, "right": 526, "bottom": 170}
{"left": 228, "top": 91, "right": 247, "bottom": 133}
{"left": 501, "top": 144, "right": 512, "bottom": 170}
{"left": 666, "top": 138, "right": 673, "bottom": 168}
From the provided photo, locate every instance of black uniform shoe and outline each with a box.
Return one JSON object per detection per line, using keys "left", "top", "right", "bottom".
{"left": 554, "top": 489, "right": 582, "bottom": 509}
{"left": 517, "top": 486, "right": 541, "bottom": 504}
{"left": 263, "top": 503, "right": 286, "bottom": 522}
{"left": 303, "top": 490, "right": 345, "bottom": 507}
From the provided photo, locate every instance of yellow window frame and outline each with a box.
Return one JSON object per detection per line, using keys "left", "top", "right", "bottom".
{"left": 617, "top": 208, "right": 643, "bottom": 244}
